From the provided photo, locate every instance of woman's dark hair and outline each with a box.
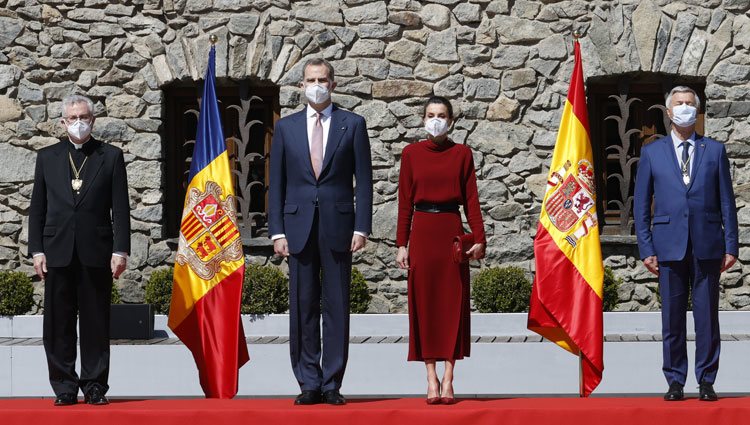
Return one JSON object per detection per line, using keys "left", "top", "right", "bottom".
{"left": 422, "top": 96, "right": 454, "bottom": 119}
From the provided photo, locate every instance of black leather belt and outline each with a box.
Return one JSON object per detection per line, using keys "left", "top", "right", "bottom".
{"left": 414, "top": 202, "right": 459, "bottom": 213}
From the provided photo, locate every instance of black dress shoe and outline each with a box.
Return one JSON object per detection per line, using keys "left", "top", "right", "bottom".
{"left": 294, "top": 390, "right": 322, "bottom": 405}
{"left": 322, "top": 390, "right": 346, "bottom": 405}
{"left": 54, "top": 393, "right": 77, "bottom": 406}
{"left": 699, "top": 382, "right": 718, "bottom": 401}
{"left": 84, "top": 385, "right": 109, "bottom": 405}
{"left": 664, "top": 383, "right": 684, "bottom": 401}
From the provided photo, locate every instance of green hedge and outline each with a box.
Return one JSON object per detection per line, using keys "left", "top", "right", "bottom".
{"left": 471, "top": 266, "right": 532, "bottom": 313}
{"left": 0, "top": 271, "right": 35, "bottom": 315}
{"left": 111, "top": 283, "right": 122, "bottom": 304}
{"left": 349, "top": 268, "right": 371, "bottom": 314}
{"left": 602, "top": 266, "right": 622, "bottom": 311}
{"left": 145, "top": 268, "right": 174, "bottom": 314}
{"left": 133, "top": 263, "right": 370, "bottom": 315}
{"left": 242, "top": 263, "right": 289, "bottom": 314}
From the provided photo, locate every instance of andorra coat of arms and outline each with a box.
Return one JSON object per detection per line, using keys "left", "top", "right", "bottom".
{"left": 175, "top": 181, "right": 243, "bottom": 280}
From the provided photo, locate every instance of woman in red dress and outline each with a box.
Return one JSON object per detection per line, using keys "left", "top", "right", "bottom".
{"left": 396, "top": 96, "right": 486, "bottom": 404}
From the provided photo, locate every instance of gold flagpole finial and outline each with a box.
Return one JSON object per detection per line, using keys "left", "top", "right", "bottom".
{"left": 573, "top": 30, "right": 582, "bottom": 40}
{"left": 209, "top": 34, "right": 218, "bottom": 45}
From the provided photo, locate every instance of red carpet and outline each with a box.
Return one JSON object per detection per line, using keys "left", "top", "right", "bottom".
{"left": 2, "top": 397, "right": 749, "bottom": 425}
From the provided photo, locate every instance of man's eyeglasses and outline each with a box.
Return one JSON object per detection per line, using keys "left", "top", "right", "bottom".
{"left": 63, "top": 115, "right": 92, "bottom": 124}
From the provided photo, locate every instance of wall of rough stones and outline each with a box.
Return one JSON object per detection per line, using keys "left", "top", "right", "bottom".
{"left": 0, "top": 0, "right": 748, "bottom": 313}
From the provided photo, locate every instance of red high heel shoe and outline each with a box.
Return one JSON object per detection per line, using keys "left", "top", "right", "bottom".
{"left": 440, "top": 381, "right": 456, "bottom": 405}
{"left": 426, "top": 379, "right": 441, "bottom": 405}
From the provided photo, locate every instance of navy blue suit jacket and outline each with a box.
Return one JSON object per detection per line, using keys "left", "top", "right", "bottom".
{"left": 634, "top": 134, "right": 738, "bottom": 262}
{"left": 268, "top": 106, "right": 373, "bottom": 254}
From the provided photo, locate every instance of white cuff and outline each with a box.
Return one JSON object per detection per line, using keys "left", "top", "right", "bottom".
{"left": 354, "top": 231, "right": 368, "bottom": 239}
{"left": 271, "top": 234, "right": 286, "bottom": 241}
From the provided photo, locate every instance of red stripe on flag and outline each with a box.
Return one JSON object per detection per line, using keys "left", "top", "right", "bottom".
{"left": 172, "top": 266, "right": 250, "bottom": 398}
{"left": 212, "top": 220, "right": 232, "bottom": 238}
{"left": 528, "top": 223, "right": 603, "bottom": 397}
{"left": 183, "top": 227, "right": 202, "bottom": 242}
{"left": 218, "top": 229, "right": 239, "bottom": 246}
{"left": 567, "top": 41, "right": 590, "bottom": 135}
{"left": 182, "top": 217, "right": 203, "bottom": 240}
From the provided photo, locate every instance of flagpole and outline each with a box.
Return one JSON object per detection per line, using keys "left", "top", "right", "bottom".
{"left": 572, "top": 28, "right": 584, "bottom": 399}
{"left": 209, "top": 34, "right": 217, "bottom": 45}
{"left": 579, "top": 353, "right": 584, "bottom": 397}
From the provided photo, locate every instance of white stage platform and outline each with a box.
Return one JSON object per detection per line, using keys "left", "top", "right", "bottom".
{"left": 3, "top": 312, "right": 750, "bottom": 397}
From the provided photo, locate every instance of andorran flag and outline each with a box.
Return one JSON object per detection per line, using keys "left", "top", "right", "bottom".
{"left": 527, "top": 39, "right": 604, "bottom": 397}
{"left": 168, "top": 45, "right": 249, "bottom": 399}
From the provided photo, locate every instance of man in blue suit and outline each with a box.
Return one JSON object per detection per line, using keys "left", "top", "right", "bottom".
{"left": 634, "top": 86, "right": 738, "bottom": 402}
{"left": 268, "top": 58, "right": 372, "bottom": 405}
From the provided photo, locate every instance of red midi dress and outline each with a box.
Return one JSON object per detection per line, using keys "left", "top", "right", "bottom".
{"left": 396, "top": 139, "right": 486, "bottom": 361}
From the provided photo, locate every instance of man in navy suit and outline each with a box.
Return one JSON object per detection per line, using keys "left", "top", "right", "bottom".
{"left": 268, "top": 58, "right": 372, "bottom": 405}
{"left": 634, "top": 86, "right": 738, "bottom": 402}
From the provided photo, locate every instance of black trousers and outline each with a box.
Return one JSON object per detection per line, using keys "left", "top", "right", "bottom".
{"left": 43, "top": 251, "right": 112, "bottom": 396}
{"left": 288, "top": 210, "right": 352, "bottom": 392}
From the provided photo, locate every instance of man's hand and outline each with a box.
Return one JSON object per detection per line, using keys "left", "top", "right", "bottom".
{"left": 721, "top": 254, "right": 738, "bottom": 273}
{"left": 467, "top": 243, "right": 485, "bottom": 261}
{"left": 111, "top": 255, "right": 127, "bottom": 279}
{"left": 351, "top": 234, "right": 367, "bottom": 252}
{"left": 643, "top": 255, "right": 659, "bottom": 276}
{"left": 33, "top": 254, "right": 47, "bottom": 280}
{"left": 274, "top": 238, "right": 289, "bottom": 257}
{"left": 396, "top": 246, "right": 409, "bottom": 269}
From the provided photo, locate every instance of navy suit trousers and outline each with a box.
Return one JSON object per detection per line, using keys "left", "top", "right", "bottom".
{"left": 288, "top": 209, "right": 352, "bottom": 392}
{"left": 659, "top": 237, "right": 721, "bottom": 386}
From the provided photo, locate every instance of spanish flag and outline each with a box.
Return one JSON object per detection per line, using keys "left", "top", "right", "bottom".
{"left": 168, "top": 45, "right": 249, "bottom": 398}
{"left": 527, "top": 39, "right": 604, "bottom": 397}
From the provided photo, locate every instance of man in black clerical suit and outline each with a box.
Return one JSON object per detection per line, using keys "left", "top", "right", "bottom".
{"left": 28, "top": 94, "right": 130, "bottom": 406}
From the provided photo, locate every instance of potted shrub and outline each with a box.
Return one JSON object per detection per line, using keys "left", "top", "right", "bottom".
{"left": 0, "top": 271, "right": 35, "bottom": 316}
{"left": 471, "top": 266, "right": 532, "bottom": 313}
{"left": 350, "top": 267, "right": 371, "bottom": 314}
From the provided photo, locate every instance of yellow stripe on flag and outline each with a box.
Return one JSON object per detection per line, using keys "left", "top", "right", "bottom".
{"left": 538, "top": 100, "right": 603, "bottom": 298}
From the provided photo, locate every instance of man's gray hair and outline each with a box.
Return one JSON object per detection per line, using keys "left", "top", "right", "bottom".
{"left": 302, "top": 57, "right": 335, "bottom": 82}
{"left": 61, "top": 94, "right": 95, "bottom": 117}
{"left": 665, "top": 86, "right": 701, "bottom": 110}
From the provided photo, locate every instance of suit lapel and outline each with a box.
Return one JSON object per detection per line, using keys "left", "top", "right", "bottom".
{"left": 321, "top": 107, "right": 346, "bottom": 177}
{"left": 291, "top": 110, "right": 316, "bottom": 179}
{"left": 75, "top": 139, "right": 104, "bottom": 206}
{"left": 687, "top": 135, "right": 707, "bottom": 191}
{"left": 52, "top": 141, "right": 75, "bottom": 206}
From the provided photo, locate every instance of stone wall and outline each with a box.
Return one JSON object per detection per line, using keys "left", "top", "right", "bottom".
{"left": 0, "top": 0, "right": 748, "bottom": 312}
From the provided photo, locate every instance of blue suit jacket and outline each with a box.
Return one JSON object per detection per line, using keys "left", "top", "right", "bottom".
{"left": 268, "top": 106, "right": 373, "bottom": 254}
{"left": 634, "top": 134, "right": 738, "bottom": 261}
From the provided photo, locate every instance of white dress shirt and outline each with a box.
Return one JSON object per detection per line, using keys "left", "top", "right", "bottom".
{"left": 671, "top": 129, "right": 695, "bottom": 176}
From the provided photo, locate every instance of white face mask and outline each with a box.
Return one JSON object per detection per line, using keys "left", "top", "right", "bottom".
{"left": 67, "top": 120, "right": 92, "bottom": 141}
{"left": 304, "top": 84, "right": 330, "bottom": 105}
{"left": 424, "top": 117, "right": 449, "bottom": 137}
{"left": 671, "top": 104, "right": 697, "bottom": 128}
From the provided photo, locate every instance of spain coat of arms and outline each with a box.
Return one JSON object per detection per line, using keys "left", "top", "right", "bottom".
{"left": 544, "top": 159, "right": 598, "bottom": 248}
{"left": 176, "top": 181, "right": 243, "bottom": 280}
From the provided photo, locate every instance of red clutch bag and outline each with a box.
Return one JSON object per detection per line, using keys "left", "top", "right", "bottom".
{"left": 452, "top": 234, "right": 474, "bottom": 264}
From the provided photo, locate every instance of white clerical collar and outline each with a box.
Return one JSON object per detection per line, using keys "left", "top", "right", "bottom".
{"left": 68, "top": 138, "right": 90, "bottom": 150}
